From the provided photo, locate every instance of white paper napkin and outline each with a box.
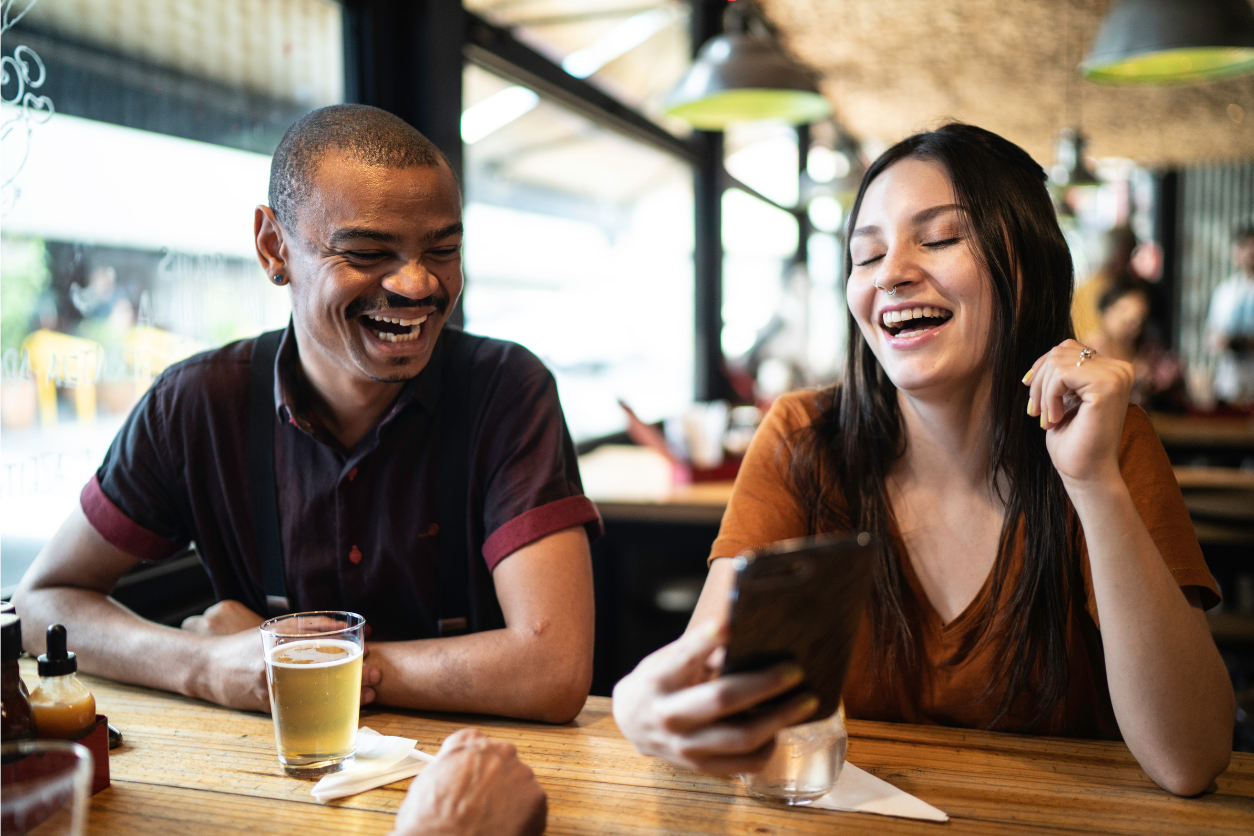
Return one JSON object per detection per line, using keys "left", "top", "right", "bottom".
{"left": 311, "top": 727, "right": 436, "bottom": 803}
{"left": 810, "top": 762, "right": 949, "bottom": 821}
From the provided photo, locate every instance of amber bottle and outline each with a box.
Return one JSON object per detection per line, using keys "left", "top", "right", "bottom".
{"left": 29, "top": 624, "right": 96, "bottom": 740}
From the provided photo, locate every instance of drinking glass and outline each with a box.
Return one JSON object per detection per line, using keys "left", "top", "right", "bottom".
{"left": 740, "top": 703, "right": 847, "bottom": 805}
{"left": 260, "top": 611, "right": 366, "bottom": 777}
{"left": 0, "top": 740, "right": 93, "bottom": 835}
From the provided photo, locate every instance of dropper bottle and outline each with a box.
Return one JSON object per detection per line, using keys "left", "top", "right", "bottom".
{"left": 28, "top": 624, "right": 96, "bottom": 740}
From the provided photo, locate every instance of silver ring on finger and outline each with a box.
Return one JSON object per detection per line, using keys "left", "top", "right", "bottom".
{"left": 1077, "top": 347, "right": 1094, "bottom": 367}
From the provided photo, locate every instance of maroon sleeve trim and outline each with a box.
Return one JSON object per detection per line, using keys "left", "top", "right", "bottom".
{"left": 80, "top": 475, "right": 183, "bottom": 562}
{"left": 482, "top": 495, "right": 604, "bottom": 571}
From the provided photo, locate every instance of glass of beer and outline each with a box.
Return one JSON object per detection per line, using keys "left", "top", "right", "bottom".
{"left": 260, "top": 611, "right": 365, "bottom": 777}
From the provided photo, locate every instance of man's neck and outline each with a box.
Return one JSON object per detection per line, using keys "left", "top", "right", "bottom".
{"left": 291, "top": 327, "right": 407, "bottom": 451}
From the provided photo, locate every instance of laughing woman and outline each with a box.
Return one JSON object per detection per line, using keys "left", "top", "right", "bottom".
{"left": 612, "top": 124, "right": 1233, "bottom": 796}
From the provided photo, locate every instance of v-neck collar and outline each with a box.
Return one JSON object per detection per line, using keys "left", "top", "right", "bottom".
{"left": 889, "top": 515, "right": 1023, "bottom": 636}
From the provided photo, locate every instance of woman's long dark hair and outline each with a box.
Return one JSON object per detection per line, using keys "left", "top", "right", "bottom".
{"left": 790, "top": 123, "right": 1078, "bottom": 730}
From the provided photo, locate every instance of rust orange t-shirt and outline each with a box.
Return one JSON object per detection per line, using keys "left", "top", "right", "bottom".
{"left": 710, "top": 391, "right": 1220, "bottom": 738}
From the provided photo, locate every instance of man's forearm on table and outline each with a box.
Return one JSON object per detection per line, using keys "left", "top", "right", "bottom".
{"left": 16, "top": 586, "right": 214, "bottom": 699}
{"left": 368, "top": 627, "right": 592, "bottom": 723}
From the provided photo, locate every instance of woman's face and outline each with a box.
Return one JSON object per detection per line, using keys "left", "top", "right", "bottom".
{"left": 1101, "top": 291, "right": 1149, "bottom": 344}
{"left": 847, "top": 157, "right": 996, "bottom": 398}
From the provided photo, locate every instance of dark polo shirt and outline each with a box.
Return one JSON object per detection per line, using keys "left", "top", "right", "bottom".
{"left": 81, "top": 325, "right": 602, "bottom": 640}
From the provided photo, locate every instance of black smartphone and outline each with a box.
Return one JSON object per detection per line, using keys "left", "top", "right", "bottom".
{"left": 721, "top": 532, "right": 875, "bottom": 723}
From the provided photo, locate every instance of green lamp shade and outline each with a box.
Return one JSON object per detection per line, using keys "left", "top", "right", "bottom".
{"left": 1084, "top": 46, "right": 1254, "bottom": 83}
{"left": 666, "top": 89, "right": 831, "bottom": 130}
{"left": 664, "top": 31, "right": 830, "bottom": 127}
{"left": 1081, "top": 0, "right": 1254, "bottom": 83}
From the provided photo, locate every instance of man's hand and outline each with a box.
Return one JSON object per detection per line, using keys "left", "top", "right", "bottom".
{"left": 192, "top": 625, "right": 271, "bottom": 712}
{"left": 389, "top": 729, "right": 546, "bottom": 836}
{"left": 181, "top": 601, "right": 380, "bottom": 709}
{"left": 181, "top": 600, "right": 266, "bottom": 635}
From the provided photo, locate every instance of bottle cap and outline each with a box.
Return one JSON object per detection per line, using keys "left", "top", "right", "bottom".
{"left": 1, "top": 613, "right": 22, "bottom": 662}
{"left": 37, "top": 624, "right": 77, "bottom": 677}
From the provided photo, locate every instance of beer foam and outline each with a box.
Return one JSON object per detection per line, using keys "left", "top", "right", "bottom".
{"left": 267, "top": 638, "right": 362, "bottom": 668}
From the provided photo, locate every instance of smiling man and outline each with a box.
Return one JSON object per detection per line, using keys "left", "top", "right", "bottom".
{"left": 15, "top": 105, "right": 602, "bottom": 723}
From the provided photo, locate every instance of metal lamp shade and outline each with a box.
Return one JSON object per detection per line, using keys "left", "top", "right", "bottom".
{"left": 664, "top": 32, "right": 831, "bottom": 128}
{"left": 1081, "top": 0, "right": 1254, "bottom": 83}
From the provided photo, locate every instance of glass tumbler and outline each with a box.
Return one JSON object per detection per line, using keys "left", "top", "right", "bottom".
{"left": 740, "top": 703, "right": 847, "bottom": 805}
{"left": 1, "top": 739, "right": 93, "bottom": 835}
{"left": 260, "top": 611, "right": 366, "bottom": 777}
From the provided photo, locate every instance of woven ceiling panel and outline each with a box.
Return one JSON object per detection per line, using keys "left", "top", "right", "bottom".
{"left": 761, "top": 0, "right": 1254, "bottom": 166}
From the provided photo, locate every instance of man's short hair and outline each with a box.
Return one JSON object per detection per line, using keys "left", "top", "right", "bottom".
{"left": 268, "top": 104, "right": 448, "bottom": 229}
{"left": 1234, "top": 223, "right": 1254, "bottom": 244}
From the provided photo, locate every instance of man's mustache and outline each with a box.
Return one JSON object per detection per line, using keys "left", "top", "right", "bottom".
{"left": 345, "top": 291, "right": 449, "bottom": 319}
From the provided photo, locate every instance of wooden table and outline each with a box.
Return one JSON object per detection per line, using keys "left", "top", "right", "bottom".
{"left": 22, "top": 663, "right": 1254, "bottom": 835}
{"left": 1150, "top": 414, "right": 1254, "bottom": 456}
{"left": 593, "top": 481, "right": 736, "bottom": 525}
{"left": 1173, "top": 466, "right": 1254, "bottom": 491}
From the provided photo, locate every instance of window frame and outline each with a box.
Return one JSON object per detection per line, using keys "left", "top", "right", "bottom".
{"left": 341, "top": 0, "right": 732, "bottom": 398}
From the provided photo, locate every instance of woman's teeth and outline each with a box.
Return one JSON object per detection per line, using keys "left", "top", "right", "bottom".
{"left": 881, "top": 306, "right": 953, "bottom": 328}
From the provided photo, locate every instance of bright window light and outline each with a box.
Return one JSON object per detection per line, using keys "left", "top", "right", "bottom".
{"left": 2, "top": 106, "right": 270, "bottom": 258}
{"left": 725, "top": 129, "right": 799, "bottom": 207}
{"left": 807, "top": 196, "right": 843, "bottom": 233}
{"left": 806, "top": 146, "right": 849, "bottom": 183}
{"left": 561, "top": 8, "right": 676, "bottom": 79}
{"left": 461, "top": 86, "right": 540, "bottom": 144}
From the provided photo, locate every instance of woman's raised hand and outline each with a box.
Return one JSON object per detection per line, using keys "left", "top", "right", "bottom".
{"left": 611, "top": 622, "right": 819, "bottom": 775}
{"left": 1023, "top": 339, "right": 1134, "bottom": 487}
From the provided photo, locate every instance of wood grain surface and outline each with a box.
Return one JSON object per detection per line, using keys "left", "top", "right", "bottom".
{"left": 19, "top": 661, "right": 1254, "bottom": 835}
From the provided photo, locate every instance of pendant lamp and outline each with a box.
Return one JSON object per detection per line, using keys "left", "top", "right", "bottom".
{"left": 663, "top": 0, "right": 830, "bottom": 128}
{"left": 1081, "top": 0, "right": 1254, "bottom": 83}
{"left": 1050, "top": 128, "right": 1100, "bottom": 187}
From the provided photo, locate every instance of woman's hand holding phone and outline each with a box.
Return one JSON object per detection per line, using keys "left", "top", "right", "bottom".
{"left": 611, "top": 621, "right": 820, "bottom": 774}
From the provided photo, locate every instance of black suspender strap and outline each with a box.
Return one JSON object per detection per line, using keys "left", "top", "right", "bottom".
{"left": 247, "top": 329, "right": 288, "bottom": 617}
{"left": 435, "top": 332, "right": 483, "bottom": 638}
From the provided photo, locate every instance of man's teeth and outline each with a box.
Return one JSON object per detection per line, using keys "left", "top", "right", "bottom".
{"left": 365, "top": 315, "right": 428, "bottom": 327}
{"left": 363, "top": 313, "right": 428, "bottom": 344}
{"left": 374, "top": 330, "right": 420, "bottom": 343}
{"left": 881, "top": 307, "right": 953, "bottom": 328}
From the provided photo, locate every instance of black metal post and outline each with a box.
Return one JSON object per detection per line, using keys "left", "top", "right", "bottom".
{"left": 342, "top": 0, "right": 466, "bottom": 326}
{"left": 1154, "top": 169, "right": 1180, "bottom": 349}
{"left": 795, "top": 123, "right": 811, "bottom": 269}
{"left": 692, "top": 0, "right": 729, "bottom": 401}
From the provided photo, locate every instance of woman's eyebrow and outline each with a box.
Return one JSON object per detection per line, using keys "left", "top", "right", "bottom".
{"left": 911, "top": 203, "right": 963, "bottom": 225}
{"left": 852, "top": 204, "right": 963, "bottom": 240}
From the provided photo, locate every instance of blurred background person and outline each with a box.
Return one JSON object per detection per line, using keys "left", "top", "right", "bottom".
{"left": 1207, "top": 225, "right": 1254, "bottom": 409}
{"left": 1073, "top": 225, "right": 1138, "bottom": 342}
{"left": 1082, "top": 278, "right": 1186, "bottom": 412}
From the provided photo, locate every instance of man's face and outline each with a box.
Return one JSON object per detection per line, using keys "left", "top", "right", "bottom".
{"left": 284, "top": 152, "right": 463, "bottom": 384}
{"left": 1234, "top": 236, "right": 1254, "bottom": 275}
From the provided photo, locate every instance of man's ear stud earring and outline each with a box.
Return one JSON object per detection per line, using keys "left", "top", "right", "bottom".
{"left": 272, "top": 273, "right": 286, "bottom": 285}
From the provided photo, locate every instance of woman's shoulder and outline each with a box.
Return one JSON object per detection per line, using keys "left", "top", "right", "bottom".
{"left": 762, "top": 388, "right": 831, "bottom": 435}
